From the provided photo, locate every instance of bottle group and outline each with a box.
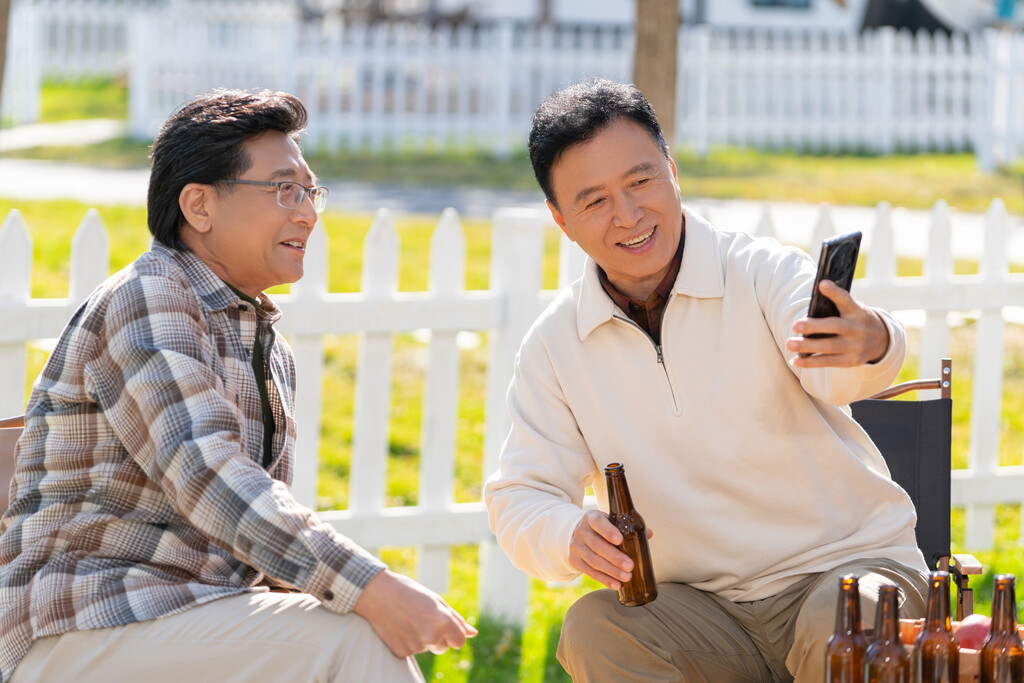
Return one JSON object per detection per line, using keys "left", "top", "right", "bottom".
{"left": 826, "top": 571, "right": 1023, "bottom": 682}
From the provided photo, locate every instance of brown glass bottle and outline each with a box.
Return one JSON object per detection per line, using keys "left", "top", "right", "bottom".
{"left": 603, "top": 462, "right": 657, "bottom": 606}
{"left": 980, "top": 574, "right": 1024, "bottom": 683}
{"left": 826, "top": 573, "right": 867, "bottom": 683}
{"left": 865, "top": 584, "right": 911, "bottom": 683}
{"left": 915, "top": 570, "right": 960, "bottom": 683}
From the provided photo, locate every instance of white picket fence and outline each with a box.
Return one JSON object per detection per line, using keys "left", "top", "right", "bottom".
{"left": 3, "top": 0, "right": 1023, "bottom": 167}
{"left": 1, "top": 201, "right": 1023, "bottom": 623}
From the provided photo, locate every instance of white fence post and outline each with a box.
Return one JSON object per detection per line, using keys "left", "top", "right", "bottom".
{"left": 350, "top": 209, "right": 400, "bottom": 528}
{"left": 416, "top": 207, "right": 466, "bottom": 594}
{"left": 964, "top": 199, "right": 1008, "bottom": 549}
{"left": 288, "top": 218, "right": 329, "bottom": 509}
{"left": 69, "top": 209, "right": 110, "bottom": 304}
{"left": 479, "top": 208, "right": 545, "bottom": 625}
{"left": 920, "top": 201, "right": 952, "bottom": 374}
{"left": 0, "top": 211, "right": 32, "bottom": 417}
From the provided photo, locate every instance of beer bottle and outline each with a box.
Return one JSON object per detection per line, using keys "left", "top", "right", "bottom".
{"left": 915, "top": 570, "right": 959, "bottom": 683}
{"left": 865, "top": 584, "right": 911, "bottom": 682}
{"left": 603, "top": 462, "right": 657, "bottom": 606}
{"left": 826, "top": 573, "right": 867, "bottom": 683}
{"left": 980, "top": 574, "right": 1023, "bottom": 683}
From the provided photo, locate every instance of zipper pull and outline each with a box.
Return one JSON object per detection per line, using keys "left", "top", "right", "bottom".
{"left": 656, "top": 345, "right": 664, "bottom": 364}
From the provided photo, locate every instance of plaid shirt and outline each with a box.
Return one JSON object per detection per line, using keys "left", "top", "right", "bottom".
{"left": 0, "top": 243, "right": 384, "bottom": 681}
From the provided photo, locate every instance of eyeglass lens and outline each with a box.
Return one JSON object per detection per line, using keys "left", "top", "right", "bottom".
{"left": 278, "top": 182, "right": 328, "bottom": 212}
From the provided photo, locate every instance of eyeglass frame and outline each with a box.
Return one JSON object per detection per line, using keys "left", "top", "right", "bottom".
{"left": 218, "top": 179, "right": 329, "bottom": 213}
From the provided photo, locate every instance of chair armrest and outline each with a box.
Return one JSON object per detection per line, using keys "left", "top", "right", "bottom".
{"left": 951, "top": 553, "right": 983, "bottom": 575}
{"left": 949, "top": 553, "right": 983, "bottom": 620}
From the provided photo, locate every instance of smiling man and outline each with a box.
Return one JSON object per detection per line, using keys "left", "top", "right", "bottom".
{"left": 484, "top": 79, "right": 930, "bottom": 683}
{"left": 0, "top": 90, "right": 474, "bottom": 683}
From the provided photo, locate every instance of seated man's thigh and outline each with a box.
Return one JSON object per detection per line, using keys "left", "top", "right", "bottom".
{"left": 12, "top": 592, "right": 423, "bottom": 683}
{"left": 557, "top": 585, "right": 771, "bottom": 683}
{"left": 787, "top": 558, "right": 929, "bottom": 683}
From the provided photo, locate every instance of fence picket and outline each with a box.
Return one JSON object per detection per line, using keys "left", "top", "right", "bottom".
{"left": 0, "top": 211, "right": 33, "bottom": 417}
{"left": 69, "top": 209, "right": 110, "bottom": 303}
{"left": 288, "top": 219, "right": 330, "bottom": 509}
{"left": 417, "top": 208, "right": 465, "bottom": 593}
{"left": 920, "top": 201, "right": 952, "bottom": 373}
{"left": 867, "top": 201, "right": 896, "bottom": 285}
{"left": 350, "top": 209, "right": 400, "bottom": 525}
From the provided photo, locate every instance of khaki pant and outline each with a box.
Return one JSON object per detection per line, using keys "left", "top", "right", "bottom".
{"left": 557, "top": 558, "right": 929, "bottom": 683}
{"left": 11, "top": 591, "right": 424, "bottom": 683}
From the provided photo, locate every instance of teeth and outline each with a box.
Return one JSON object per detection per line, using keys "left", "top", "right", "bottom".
{"left": 621, "top": 229, "right": 653, "bottom": 247}
{"left": 283, "top": 241, "right": 304, "bottom": 250}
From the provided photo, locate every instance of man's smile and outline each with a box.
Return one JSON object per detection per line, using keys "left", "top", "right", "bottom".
{"left": 619, "top": 227, "right": 655, "bottom": 249}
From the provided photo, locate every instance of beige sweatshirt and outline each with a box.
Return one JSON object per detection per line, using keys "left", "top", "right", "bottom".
{"left": 484, "top": 209, "right": 927, "bottom": 602}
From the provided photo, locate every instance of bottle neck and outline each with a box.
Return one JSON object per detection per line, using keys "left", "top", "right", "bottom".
{"left": 605, "top": 468, "right": 634, "bottom": 515}
{"left": 875, "top": 586, "right": 900, "bottom": 642}
{"left": 991, "top": 577, "right": 1018, "bottom": 633}
{"left": 835, "top": 576, "right": 861, "bottom": 634}
{"left": 924, "top": 574, "right": 952, "bottom": 631}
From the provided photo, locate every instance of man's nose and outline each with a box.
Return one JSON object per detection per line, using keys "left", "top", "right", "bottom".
{"left": 611, "top": 193, "right": 643, "bottom": 228}
{"left": 292, "top": 191, "right": 319, "bottom": 228}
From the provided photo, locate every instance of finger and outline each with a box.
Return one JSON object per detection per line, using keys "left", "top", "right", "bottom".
{"left": 818, "top": 280, "right": 858, "bottom": 315}
{"left": 584, "top": 510, "right": 623, "bottom": 545}
{"left": 646, "top": 527, "right": 654, "bottom": 540}
{"left": 575, "top": 528, "right": 634, "bottom": 572}
{"left": 570, "top": 544, "right": 633, "bottom": 587}
{"left": 444, "top": 603, "right": 478, "bottom": 637}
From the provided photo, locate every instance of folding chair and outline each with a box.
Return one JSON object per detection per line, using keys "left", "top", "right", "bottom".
{"left": 850, "top": 359, "right": 982, "bottom": 620}
{"left": 0, "top": 415, "right": 25, "bottom": 513}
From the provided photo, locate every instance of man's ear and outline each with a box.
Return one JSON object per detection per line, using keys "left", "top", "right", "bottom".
{"left": 546, "top": 199, "right": 573, "bottom": 241}
{"left": 179, "top": 183, "right": 215, "bottom": 234}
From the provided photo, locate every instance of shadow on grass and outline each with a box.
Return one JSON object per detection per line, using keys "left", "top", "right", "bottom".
{"left": 543, "top": 619, "right": 571, "bottom": 683}
{"left": 467, "top": 613, "right": 523, "bottom": 683}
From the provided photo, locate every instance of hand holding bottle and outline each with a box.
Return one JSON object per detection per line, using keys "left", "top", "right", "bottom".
{"left": 568, "top": 508, "right": 653, "bottom": 590}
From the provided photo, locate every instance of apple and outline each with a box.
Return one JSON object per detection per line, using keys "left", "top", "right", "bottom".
{"left": 953, "top": 613, "right": 991, "bottom": 650}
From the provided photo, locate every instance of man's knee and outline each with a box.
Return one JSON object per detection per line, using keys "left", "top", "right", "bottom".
{"left": 560, "top": 589, "right": 622, "bottom": 653}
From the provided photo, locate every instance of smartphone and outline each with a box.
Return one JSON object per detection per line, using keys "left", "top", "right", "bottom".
{"left": 804, "top": 230, "right": 862, "bottom": 344}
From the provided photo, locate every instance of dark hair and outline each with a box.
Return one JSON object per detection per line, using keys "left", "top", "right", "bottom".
{"left": 147, "top": 89, "right": 308, "bottom": 250}
{"left": 528, "top": 78, "right": 668, "bottom": 208}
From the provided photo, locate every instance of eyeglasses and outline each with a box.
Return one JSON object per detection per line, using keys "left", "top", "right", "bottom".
{"left": 219, "top": 179, "right": 329, "bottom": 213}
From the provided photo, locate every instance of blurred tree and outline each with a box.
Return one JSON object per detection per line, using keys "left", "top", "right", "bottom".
{"left": 632, "top": 0, "right": 679, "bottom": 147}
{"left": 0, "top": 0, "right": 9, "bottom": 114}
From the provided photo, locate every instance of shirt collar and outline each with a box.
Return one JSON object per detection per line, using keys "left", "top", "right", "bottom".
{"left": 153, "top": 242, "right": 283, "bottom": 324}
{"left": 576, "top": 206, "right": 726, "bottom": 342}
{"left": 597, "top": 217, "right": 684, "bottom": 314}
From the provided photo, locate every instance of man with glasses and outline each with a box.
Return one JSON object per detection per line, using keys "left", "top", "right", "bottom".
{"left": 0, "top": 89, "right": 474, "bottom": 683}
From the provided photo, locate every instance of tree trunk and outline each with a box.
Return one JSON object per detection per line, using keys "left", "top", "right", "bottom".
{"left": 0, "top": 0, "right": 11, "bottom": 117}
{"left": 632, "top": 0, "right": 680, "bottom": 148}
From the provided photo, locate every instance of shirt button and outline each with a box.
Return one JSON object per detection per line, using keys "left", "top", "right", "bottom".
{"left": 323, "top": 590, "right": 334, "bottom": 602}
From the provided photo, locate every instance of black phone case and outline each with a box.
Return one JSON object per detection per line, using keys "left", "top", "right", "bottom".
{"left": 807, "top": 230, "right": 862, "bottom": 328}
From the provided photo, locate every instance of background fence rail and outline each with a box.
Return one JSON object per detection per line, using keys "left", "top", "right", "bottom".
{"left": 1, "top": 201, "right": 1022, "bottom": 622}
{"left": 3, "top": 0, "right": 1022, "bottom": 167}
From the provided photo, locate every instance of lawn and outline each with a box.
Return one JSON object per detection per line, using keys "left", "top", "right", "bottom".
{"left": 2, "top": 76, "right": 1023, "bottom": 680}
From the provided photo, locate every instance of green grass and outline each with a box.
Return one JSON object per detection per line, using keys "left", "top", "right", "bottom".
{"left": 5, "top": 197, "right": 1022, "bottom": 681}
{"left": 38, "top": 76, "right": 128, "bottom": 123}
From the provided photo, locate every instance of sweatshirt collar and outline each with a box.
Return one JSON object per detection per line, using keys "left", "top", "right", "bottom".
{"left": 577, "top": 206, "right": 725, "bottom": 342}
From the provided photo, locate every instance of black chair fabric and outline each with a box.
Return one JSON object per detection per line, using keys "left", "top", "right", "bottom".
{"left": 850, "top": 397, "right": 952, "bottom": 571}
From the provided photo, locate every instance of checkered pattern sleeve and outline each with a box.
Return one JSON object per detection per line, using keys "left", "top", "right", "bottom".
{"left": 0, "top": 247, "right": 384, "bottom": 681}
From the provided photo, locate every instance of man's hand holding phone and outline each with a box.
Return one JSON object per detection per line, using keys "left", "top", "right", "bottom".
{"left": 788, "top": 280, "right": 890, "bottom": 366}
{"left": 787, "top": 231, "right": 890, "bottom": 367}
